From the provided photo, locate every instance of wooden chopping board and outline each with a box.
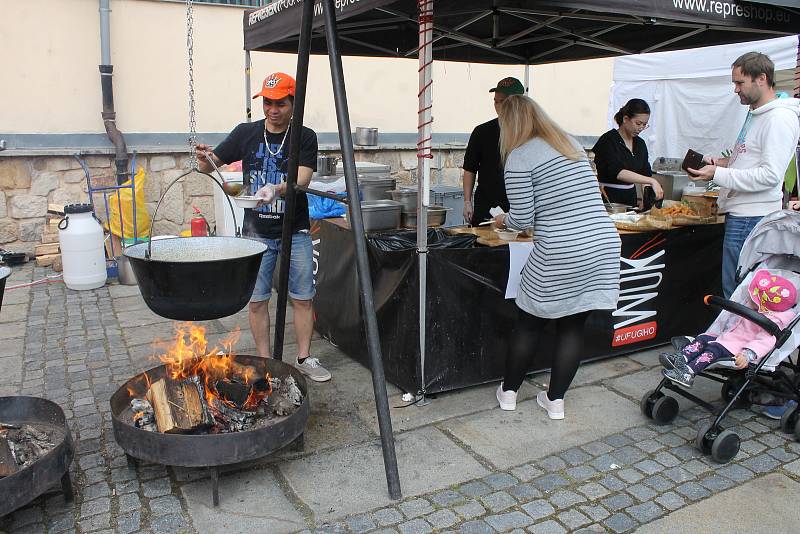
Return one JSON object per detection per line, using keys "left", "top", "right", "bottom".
{"left": 447, "top": 226, "right": 533, "bottom": 247}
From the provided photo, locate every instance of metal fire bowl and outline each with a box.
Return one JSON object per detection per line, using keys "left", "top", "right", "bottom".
{"left": 110, "top": 355, "right": 309, "bottom": 468}
{"left": 0, "top": 396, "right": 75, "bottom": 517}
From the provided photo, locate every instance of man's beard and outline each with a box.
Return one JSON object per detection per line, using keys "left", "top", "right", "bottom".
{"left": 739, "top": 88, "right": 760, "bottom": 106}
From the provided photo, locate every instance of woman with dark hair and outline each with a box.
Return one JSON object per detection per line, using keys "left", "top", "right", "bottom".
{"left": 591, "top": 98, "right": 662, "bottom": 207}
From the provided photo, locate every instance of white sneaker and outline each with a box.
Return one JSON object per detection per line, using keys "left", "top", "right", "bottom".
{"left": 496, "top": 383, "right": 517, "bottom": 411}
{"left": 295, "top": 356, "right": 331, "bottom": 382}
{"left": 537, "top": 391, "right": 564, "bottom": 420}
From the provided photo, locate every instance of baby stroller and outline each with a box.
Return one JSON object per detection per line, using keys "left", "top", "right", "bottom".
{"left": 640, "top": 210, "right": 800, "bottom": 463}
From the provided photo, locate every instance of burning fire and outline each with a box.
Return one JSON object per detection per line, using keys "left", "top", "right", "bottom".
{"left": 151, "top": 323, "right": 271, "bottom": 412}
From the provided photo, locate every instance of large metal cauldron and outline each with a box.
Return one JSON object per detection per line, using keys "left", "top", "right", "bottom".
{"left": 0, "top": 396, "right": 74, "bottom": 517}
{"left": 124, "top": 237, "right": 267, "bottom": 321}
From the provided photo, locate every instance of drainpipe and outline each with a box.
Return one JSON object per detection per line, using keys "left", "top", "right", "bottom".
{"left": 100, "top": 0, "right": 128, "bottom": 184}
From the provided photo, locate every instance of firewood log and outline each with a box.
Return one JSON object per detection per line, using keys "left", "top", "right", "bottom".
{"left": 146, "top": 377, "right": 212, "bottom": 433}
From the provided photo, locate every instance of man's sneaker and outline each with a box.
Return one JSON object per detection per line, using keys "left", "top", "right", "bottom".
{"left": 760, "top": 400, "right": 798, "bottom": 420}
{"left": 659, "top": 351, "right": 685, "bottom": 370}
{"left": 662, "top": 365, "right": 694, "bottom": 388}
{"left": 536, "top": 391, "right": 565, "bottom": 420}
{"left": 295, "top": 356, "right": 331, "bottom": 382}
{"left": 496, "top": 383, "right": 517, "bottom": 411}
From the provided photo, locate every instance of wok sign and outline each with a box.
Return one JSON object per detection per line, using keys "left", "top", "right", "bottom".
{"left": 612, "top": 235, "right": 666, "bottom": 347}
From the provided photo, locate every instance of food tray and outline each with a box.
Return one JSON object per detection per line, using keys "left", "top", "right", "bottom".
{"left": 650, "top": 200, "right": 715, "bottom": 226}
{"left": 611, "top": 213, "right": 673, "bottom": 232}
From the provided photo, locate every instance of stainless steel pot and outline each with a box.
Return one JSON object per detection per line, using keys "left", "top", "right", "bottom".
{"left": 355, "top": 127, "right": 378, "bottom": 146}
{"left": 317, "top": 154, "right": 339, "bottom": 176}
{"left": 401, "top": 206, "right": 449, "bottom": 228}
{"left": 0, "top": 266, "right": 11, "bottom": 312}
{"left": 389, "top": 189, "right": 418, "bottom": 212}
{"left": 354, "top": 200, "right": 401, "bottom": 231}
{"left": 116, "top": 255, "right": 138, "bottom": 286}
{"left": 359, "top": 176, "right": 396, "bottom": 201}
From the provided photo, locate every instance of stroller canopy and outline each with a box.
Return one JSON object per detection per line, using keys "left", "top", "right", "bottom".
{"left": 738, "top": 210, "right": 800, "bottom": 277}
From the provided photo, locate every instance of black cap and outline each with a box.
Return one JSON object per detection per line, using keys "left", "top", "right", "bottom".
{"left": 489, "top": 77, "right": 525, "bottom": 95}
{"left": 63, "top": 203, "right": 93, "bottom": 214}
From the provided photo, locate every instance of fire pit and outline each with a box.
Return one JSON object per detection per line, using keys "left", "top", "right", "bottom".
{"left": 0, "top": 396, "right": 75, "bottom": 517}
{"left": 110, "top": 326, "right": 309, "bottom": 505}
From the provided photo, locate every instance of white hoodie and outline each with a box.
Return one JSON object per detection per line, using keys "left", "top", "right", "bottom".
{"left": 715, "top": 97, "right": 800, "bottom": 217}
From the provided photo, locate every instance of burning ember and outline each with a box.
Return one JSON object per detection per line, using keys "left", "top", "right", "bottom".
{"left": 129, "top": 323, "right": 302, "bottom": 434}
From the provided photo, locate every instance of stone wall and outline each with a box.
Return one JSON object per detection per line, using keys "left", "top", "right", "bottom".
{"left": 0, "top": 147, "right": 466, "bottom": 254}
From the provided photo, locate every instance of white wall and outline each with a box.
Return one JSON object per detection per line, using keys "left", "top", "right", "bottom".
{"left": 0, "top": 0, "right": 613, "bottom": 136}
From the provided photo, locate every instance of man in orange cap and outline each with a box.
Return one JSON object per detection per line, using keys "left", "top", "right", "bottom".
{"left": 197, "top": 72, "right": 331, "bottom": 382}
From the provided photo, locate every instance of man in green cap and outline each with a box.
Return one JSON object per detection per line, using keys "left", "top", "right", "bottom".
{"left": 462, "top": 77, "right": 525, "bottom": 225}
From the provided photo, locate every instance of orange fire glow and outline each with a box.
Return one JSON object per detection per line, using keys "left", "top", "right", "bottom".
{"left": 152, "top": 323, "right": 271, "bottom": 412}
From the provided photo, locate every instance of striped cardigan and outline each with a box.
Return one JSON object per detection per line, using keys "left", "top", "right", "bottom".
{"left": 505, "top": 137, "right": 621, "bottom": 318}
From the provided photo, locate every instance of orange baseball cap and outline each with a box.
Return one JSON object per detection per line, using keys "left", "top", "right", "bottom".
{"left": 252, "top": 72, "right": 296, "bottom": 100}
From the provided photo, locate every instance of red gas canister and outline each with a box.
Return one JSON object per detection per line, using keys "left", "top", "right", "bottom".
{"left": 190, "top": 206, "right": 209, "bottom": 237}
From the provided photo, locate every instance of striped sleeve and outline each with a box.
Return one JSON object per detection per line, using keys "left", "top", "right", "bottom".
{"left": 504, "top": 150, "right": 535, "bottom": 230}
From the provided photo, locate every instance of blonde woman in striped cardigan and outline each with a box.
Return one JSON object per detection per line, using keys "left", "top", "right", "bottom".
{"left": 494, "top": 95, "right": 621, "bottom": 419}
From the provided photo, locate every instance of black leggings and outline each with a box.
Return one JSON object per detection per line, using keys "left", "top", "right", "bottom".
{"left": 503, "top": 310, "right": 591, "bottom": 400}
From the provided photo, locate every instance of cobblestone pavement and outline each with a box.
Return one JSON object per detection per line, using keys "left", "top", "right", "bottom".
{"left": 1, "top": 264, "right": 799, "bottom": 534}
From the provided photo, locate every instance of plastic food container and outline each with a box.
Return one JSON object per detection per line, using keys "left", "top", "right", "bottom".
{"left": 233, "top": 196, "right": 260, "bottom": 209}
{"left": 494, "top": 228, "right": 521, "bottom": 241}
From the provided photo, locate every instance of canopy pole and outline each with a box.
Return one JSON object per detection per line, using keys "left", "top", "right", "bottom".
{"left": 273, "top": 0, "right": 314, "bottom": 362}
{"left": 524, "top": 63, "right": 530, "bottom": 95}
{"left": 322, "top": 0, "right": 402, "bottom": 501}
{"left": 416, "top": 0, "right": 434, "bottom": 405}
{"left": 245, "top": 50, "right": 252, "bottom": 121}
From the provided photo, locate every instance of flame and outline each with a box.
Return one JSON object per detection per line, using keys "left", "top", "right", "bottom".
{"left": 152, "top": 323, "right": 271, "bottom": 413}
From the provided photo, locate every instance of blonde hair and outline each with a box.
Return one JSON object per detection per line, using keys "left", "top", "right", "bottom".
{"left": 498, "top": 95, "right": 584, "bottom": 163}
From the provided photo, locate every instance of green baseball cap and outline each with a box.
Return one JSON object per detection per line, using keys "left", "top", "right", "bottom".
{"left": 489, "top": 77, "right": 525, "bottom": 95}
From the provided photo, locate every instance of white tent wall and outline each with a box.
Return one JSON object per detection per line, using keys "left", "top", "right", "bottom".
{"left": 608, "top": 35, "right": 799, "bottom": 162}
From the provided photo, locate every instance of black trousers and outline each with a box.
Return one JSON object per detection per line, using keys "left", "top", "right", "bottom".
{"left": 503, "top": 309, "right": 591, "bottom": 400}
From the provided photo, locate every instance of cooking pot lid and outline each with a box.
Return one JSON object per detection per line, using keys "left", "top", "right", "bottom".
{"left": 124, "top": 236, "right": 267, "bottom": 263}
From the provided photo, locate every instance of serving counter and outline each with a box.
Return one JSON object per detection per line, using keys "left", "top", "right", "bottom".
{"left": 310, "top": 218, "right": 723, "bottom": 394}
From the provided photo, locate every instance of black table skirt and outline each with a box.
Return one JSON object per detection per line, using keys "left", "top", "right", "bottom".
{"left": 310, "top": 220, "right": 723, "bottom": 394}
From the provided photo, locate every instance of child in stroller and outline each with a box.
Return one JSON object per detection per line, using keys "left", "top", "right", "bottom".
{"left": 661, "top": 269, "right": 798, "bottom": 387}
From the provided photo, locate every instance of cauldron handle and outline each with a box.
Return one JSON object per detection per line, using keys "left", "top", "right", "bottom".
{"left": 145, "top": 157, "right": 241, "bottom": 260}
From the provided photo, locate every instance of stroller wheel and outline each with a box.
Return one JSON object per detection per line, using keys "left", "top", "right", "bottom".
{"left": 780, "top": 403, "right": 799, "bottom": 434}
{"left": 640, "top": 389, "right": 663, "bottom": 419}
{"left": 695, "top": 421, "right": 715, "bottom": 454}
{"left": 652, "top": 396, "right": 679, "bottom": 425}
{"left": 721, "top": 378, "right": 751, "bottom": 408}
{"left": 710, "top": 430, "right": 741, "bottom": 463}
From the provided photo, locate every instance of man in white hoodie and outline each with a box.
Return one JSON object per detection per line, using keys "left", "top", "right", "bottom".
{"left": 688, "top": 51, "right": 800, "bottom": 298}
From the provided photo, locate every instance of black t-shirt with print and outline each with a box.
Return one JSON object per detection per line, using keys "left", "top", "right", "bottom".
{"left": 214, "top": 119, "right": 318, "bottom": 239}
{"left": 463, "top": 118, "right": 510, "bottom": 225}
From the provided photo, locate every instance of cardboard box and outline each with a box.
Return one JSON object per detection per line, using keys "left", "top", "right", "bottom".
{"left": 681, "top": 193, "right": 718, "bottom": 217}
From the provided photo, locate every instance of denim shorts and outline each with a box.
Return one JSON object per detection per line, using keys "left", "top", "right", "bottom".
{"left": 249, "top": 232, "right": 315, "bottom": 302}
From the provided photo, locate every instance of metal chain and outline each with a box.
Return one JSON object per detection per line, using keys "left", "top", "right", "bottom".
{"left": 186, "top": 0, "right": 197, "bottom": 170}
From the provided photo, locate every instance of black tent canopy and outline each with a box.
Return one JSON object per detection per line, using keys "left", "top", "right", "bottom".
{"left": 244, "top": 0, "right": 798, "bottom": 64}
{"left": 243, "top": 0, "right": 797, "bottom": 501}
